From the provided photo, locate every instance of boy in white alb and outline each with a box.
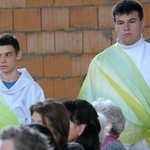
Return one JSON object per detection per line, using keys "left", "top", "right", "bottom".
{"left": 0, "top": 33, "right": 45, "bottom": 124}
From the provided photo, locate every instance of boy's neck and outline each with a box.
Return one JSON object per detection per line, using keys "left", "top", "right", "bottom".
{"left": 1, "top": 71, "right": 20, "bottom": 82}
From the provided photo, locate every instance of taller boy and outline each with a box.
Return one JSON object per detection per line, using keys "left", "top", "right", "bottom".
{"left": 78, "top": 0, "right": 150, "bottom": 149}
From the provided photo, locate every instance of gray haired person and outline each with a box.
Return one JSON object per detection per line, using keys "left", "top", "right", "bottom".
{"left": 92, "top": 98, "right": 126, "bottom": 150}
{"left": 0, "top": 125, "right": 54, "bottom": 150}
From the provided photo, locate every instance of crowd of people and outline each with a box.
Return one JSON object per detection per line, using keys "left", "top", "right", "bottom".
{"left": 0, "top": 0, "right": 150, "bottom": 150}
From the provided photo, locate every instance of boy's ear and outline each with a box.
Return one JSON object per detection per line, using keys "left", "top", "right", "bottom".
{"left": 141, "top": 19, "right": 145, "bottom": 29}
{"left": 17, "top": 50, "right": 22, "bottom": 60}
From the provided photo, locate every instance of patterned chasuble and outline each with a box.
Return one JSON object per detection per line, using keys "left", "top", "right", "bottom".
{"left": 78, "top": 43, "right": 150, "bottom": 147}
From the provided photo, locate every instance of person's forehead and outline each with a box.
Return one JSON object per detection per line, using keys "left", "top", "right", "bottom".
{"left": 0, "top": 140, "right": 14, "bottom": 150}
{"left": 115, "top": 11, "right": 139, "bottom": 20}
{"left": 0, "top": 45, "right": 15, "bottom": 54}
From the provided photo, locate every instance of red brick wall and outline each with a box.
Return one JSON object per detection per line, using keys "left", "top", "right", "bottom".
{"left": 0, "top": 0, "right": 149, "bottom": 100}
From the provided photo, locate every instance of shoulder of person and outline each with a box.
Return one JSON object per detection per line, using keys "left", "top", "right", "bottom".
{"left": 102, "top": 140, "right": 126, "bottom": 150}
{"left": 66, "top": 142, "right": 85, "bottom": 150}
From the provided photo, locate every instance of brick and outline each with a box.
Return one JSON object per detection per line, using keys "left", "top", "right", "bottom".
{"left": 55, "top": 0, "right": 82, "bottom": 6}
{"left": 55, "top": 31, "right": 82, "bottom": 53}
{"left": 27, "top": 32, "right": 54, "bottom": 54}
{"left": 43, "top": 55, "right": 71, "bottom": 77}
{"left": 98, "top": 6, "right": 114, "bottom": 28}
{"left": 111, "top": 1, "right": 146, "bottom": 4}
{"left": 37, "top": 78, "right": 54, "bottom": 99}
{"left": 83, "top": 30, "right": 111, "bottom": 53}
{"left": 42, "top": 8, "right": 69, "bottom": 30}
{"left": 143, "top": 28, "right": 150, "bottom": 39}
{"left": 112, "top": 29, "right": 117, "bottom": 44}
{"left": 0, "top": 9, "right": 13, "bottom": 31}
{"left": 70, "top": 6, "right": 98, "bottom": 28}
{"left": 111, "top": 0, "right": 120, "bottom": 4}
{"left": 71, "top": 54, "right": 96, "bottom": 77}
{"left": 0, "top": 0, "right": 26, "bottom": 8}
{"left": 54, "top": 77, "right": 80, "bottom": 99}
{"left": 139, "top": 0, "right": 149, "bottom": 2}
{"left": 13, "top": 33, "right": 27, "bottom": 53}
{"left": 143, "top": 4, "right": 150, "bottom": 27}
{"left": 27, "top": 0, "right": 54, "bottom": 7}
{"left": 14, "top": 9, "right": 41, "bottom": 31}
{"left": 83, "top": 0, "right": 106, "bottom": 5}
{"left": 18, "top": 57, "right": 43, "bottom": 76}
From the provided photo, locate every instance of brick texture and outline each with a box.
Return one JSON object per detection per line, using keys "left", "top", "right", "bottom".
{"left": 14, "top": 9, "right": 41, "bottom": 31}
{"left": 71, "top": 54, "right": 97, "bottom": 76}
{"left": 143, "top": 4, "right": 150, "bottom": 27}
{"left": 0, "top": 0, "right": 26, "bottom": 8}
{"left": 0, "top": 0, "right": 149, "bottom": 100}
{"left": 27, "top": 32, "right": 55, "bottom": 53}
{"left": 143, "top": 28, "right": 150, "bottom": 38}
{"left": 37, "top": 78, "right": 54, "bottom": 98}
{"left": 70, "top": 6, "right": 98, "bottom": 28}
{"left": 55, "top": 0, "right": 82, "bottom": 6}
{"left": 18, "top": 57, "right": 43, "bottom": 76}
{"left": 0, "top": 10, "right": 13, "bottom": 31}
{"left": 98, "top": 6, "right": 114, "bottom": 28}
{"left": 83, "top": 30, "right": 111, "bottom": 53}
{"left": 43, "top": 55, "right": 71, "bottom": 77}
{"left": 83, "top": 0, "right": 106, "bottom": 5}
{"left": 42, "top": 8, "right": 69, "bottom": 30}
{"left": 27, "top": 0, "right": 54, "bottom": 7}
{"left": 55, "top": 31, "right": 82, "bottom": 53}
{"left": 54, "top": 77, "right": 80, "bottom": 99}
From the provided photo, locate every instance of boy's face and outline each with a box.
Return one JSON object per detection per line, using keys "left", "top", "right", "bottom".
{"left": 0, "top": 45, "right": 22, "bottom": 74}
{"left": 114, "top": 11, "right": 144, "bottom": 46}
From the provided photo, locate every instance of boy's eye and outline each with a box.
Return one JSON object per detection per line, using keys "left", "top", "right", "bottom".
{"left": 6, "top": 53, "right": 12, "bottom": 57}
{"left": 117, "top": 22, "right": 123, "bottom": 25}
{"left": 129, "top": 20, "right": 135, "bottom": 23}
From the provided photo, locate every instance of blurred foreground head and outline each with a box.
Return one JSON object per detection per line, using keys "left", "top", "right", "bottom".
{"left": 0, "top": 125, "right": 54, "bottom": 150}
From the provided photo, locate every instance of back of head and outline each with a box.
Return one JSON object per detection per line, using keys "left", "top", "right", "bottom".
{"left": 27, "top": 124, "right": 58, "bottom": 149}
{"left": 112, "top": 0, "right": 143, "bottom": 22}
{"left": 0, "top": 33, "right": 20, "bottom": 54}
{"left": 67, "top": 142, "right": 85, "bottom": 150}
{"left": 63, "top": 99, "right": 100, "bottom": 150}
{"left": 92, "top": 98, "right": 126, "bottom": 137}
{"left": 0, "top": 125, "right": 53, "bottom": 150}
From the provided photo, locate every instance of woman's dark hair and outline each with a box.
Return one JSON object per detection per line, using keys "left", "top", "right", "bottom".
{"left": 63, "top": 99, "right": 101, "bottom": 150}
{"left": 30, "top": 102, "right": 70, "bottom": 150}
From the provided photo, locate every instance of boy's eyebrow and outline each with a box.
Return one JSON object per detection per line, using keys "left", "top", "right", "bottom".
{"left": 0, "top": 51, "right": 13, "bottom": 55}
{"left": 129, "top": 18, "right": 137, "bottom": 21}
{"left": 117, "top": 17, "right": 137, "bottom": 22}
{"left": 5, "top": 52, "right": 13, "bottom": 54}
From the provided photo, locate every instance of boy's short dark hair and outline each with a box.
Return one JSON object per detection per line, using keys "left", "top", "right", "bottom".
{"left": 112, "top": 0, "right": 143, "bottom": 22}
{"left": 0, "top": 33, "right": 20, "bottom": 54}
